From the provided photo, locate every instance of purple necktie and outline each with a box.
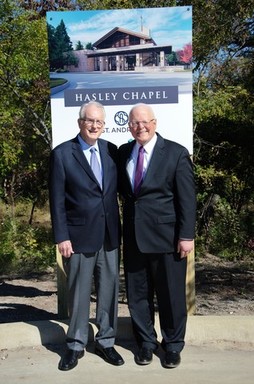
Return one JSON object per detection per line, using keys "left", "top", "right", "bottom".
{"left": 134, "top": 146, "right": 145, "bottom": 195}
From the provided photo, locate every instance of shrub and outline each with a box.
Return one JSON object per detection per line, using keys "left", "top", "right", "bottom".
{"left": 0, "top": 214, "right": 55, "bottom": 276}
{"left": 196, "top": 196, "right": 254, "bottom": 261}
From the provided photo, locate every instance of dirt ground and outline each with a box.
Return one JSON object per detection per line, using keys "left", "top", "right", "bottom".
{"left": 0, "top": 254, "right": 253, "bottom": 323}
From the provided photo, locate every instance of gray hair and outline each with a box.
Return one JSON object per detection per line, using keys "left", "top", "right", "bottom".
{"left": 79, "top": 101, "right": 106, "bottom": 119}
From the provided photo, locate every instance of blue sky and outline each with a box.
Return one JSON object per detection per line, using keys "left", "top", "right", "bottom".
{"left": 46, "top": 6, "right": 192, "bottom": 51}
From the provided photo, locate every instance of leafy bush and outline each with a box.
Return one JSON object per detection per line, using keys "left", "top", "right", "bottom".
{"left": 0, "top": 213, "right": 55, "bottom": 276}
{"left": 195, "top": 196, "right": 254, "bottom": 261}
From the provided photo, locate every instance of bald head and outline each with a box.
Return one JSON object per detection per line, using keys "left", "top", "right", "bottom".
{"left": 128, "top": 103, "right": 157, "bottom": 145}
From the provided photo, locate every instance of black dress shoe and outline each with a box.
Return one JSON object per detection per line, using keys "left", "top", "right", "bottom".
{"left": 163, "top": 351, "right": 181, "bottom": 368}
{"left": 58, "top": 349, "right": 84, "bottom": 371}
{"left": 95, "top": 347, "right": 124, "bottom": 366}
{"left": 135, "top": 347, "right": 153, "bottom": 365}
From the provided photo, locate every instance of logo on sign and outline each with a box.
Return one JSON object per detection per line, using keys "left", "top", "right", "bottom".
{"left": 114, "top": 111, "right": 128, "bottom": 126}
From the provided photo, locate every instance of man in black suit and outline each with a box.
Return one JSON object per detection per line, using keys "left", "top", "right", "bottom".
{"left": 49, "top": 101, "right": 124, "bottom": 371}
{"left": 118, "top": 103, "right": 196, "bottom": 369}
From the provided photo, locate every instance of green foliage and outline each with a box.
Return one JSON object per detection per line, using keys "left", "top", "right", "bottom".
{"left": 194, "top": 84, "right": 250, "bottom": 124}
{"left": 0, "top": 0, "right": 253, "bottom": 272}
{"left": 77, "top": 0, "right": 181, "bottom": 10}
{"left": 85, "top": 42, "right": 93, "bottom": 50}
{"left": 64, "top": 51, "right": 79, "bottom": 67}
{"left": 195, "top": 196, "right": 253, "bottom": 260}
{"left": 192, "top": 0, "right": 254, "bottom": 260}
{"left": 47, "top": 19, "right": 75, "bottom": 70}
{"left": 166, "top": 52, "right": 178, "bottom": 65}
{"left": 50, "top": 78, "right": 68, "bottom": 88}
{"left": 0, "top": 1, "right": 51, "bottom": 207}
{"left": 76, "top": 41, "right": 84, "bottom": 50}
{"left": 0, "top": 214, "right": 55, "bottom": 275}
{"left": 192, "top": 0, "right": 253, "bottom": 71}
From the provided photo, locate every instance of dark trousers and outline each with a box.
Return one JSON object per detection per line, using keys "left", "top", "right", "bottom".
{"left": 123, "top": 238, "right": 187, "bottom": 352}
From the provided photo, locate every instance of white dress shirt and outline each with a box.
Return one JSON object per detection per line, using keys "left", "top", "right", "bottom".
{"left": 127, "top": 134, "right": 157, "bottom": 191}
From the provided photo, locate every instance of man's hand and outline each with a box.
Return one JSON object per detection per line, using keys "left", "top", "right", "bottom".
{"left": 58, "top": 240, "right": 74, "bottom": 258}
{"left": 177, "top": 240, "right": 194, "bottom": 259}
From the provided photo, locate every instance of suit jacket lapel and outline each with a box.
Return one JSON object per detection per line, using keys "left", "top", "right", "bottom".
{"left": 140, "top": 134, "right": 165, "bottom": 191}
{"left": 124, "top": 141, "right": 136, "bottom": 194}
{"left": 98, "top": 139, "right": 108, "bottom": 190}
{"left": 71, "top": 136, "right": 99, "bottom": 185}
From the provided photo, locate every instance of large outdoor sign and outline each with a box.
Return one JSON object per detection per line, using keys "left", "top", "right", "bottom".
{"left": 47, "top": 6, "right": 193, "bottom": 153}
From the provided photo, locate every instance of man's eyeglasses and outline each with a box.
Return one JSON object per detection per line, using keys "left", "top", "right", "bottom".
{"left": 80, "top": 118, "right": 105, "bottom": 128}
{"left": 129, "top": 119, "right": 155, "bottom": 128}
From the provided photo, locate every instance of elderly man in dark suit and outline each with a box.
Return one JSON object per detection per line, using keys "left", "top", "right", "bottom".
{"left": 49, "top": 101, "right": 124, "bottom": 371}
{"left": 118, "top": 103, "right": 196, "bottom": 369}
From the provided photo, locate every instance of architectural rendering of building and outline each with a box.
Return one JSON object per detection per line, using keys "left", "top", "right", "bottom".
{"left": 67, "top": 26, "right": 172, "bottom": 72}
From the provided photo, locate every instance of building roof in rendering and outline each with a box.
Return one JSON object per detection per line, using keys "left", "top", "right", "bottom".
{"left": 93, "top": 26, "right": 156, "bottom": 49}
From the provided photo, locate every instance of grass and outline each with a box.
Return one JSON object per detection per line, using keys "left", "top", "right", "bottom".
{"left": 50, "top": 78, "right": 68, "bottom": 88}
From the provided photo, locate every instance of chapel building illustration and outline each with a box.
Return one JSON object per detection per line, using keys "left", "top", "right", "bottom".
{"left": 67, "top": 25, "right": 172, "bottom": 72}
